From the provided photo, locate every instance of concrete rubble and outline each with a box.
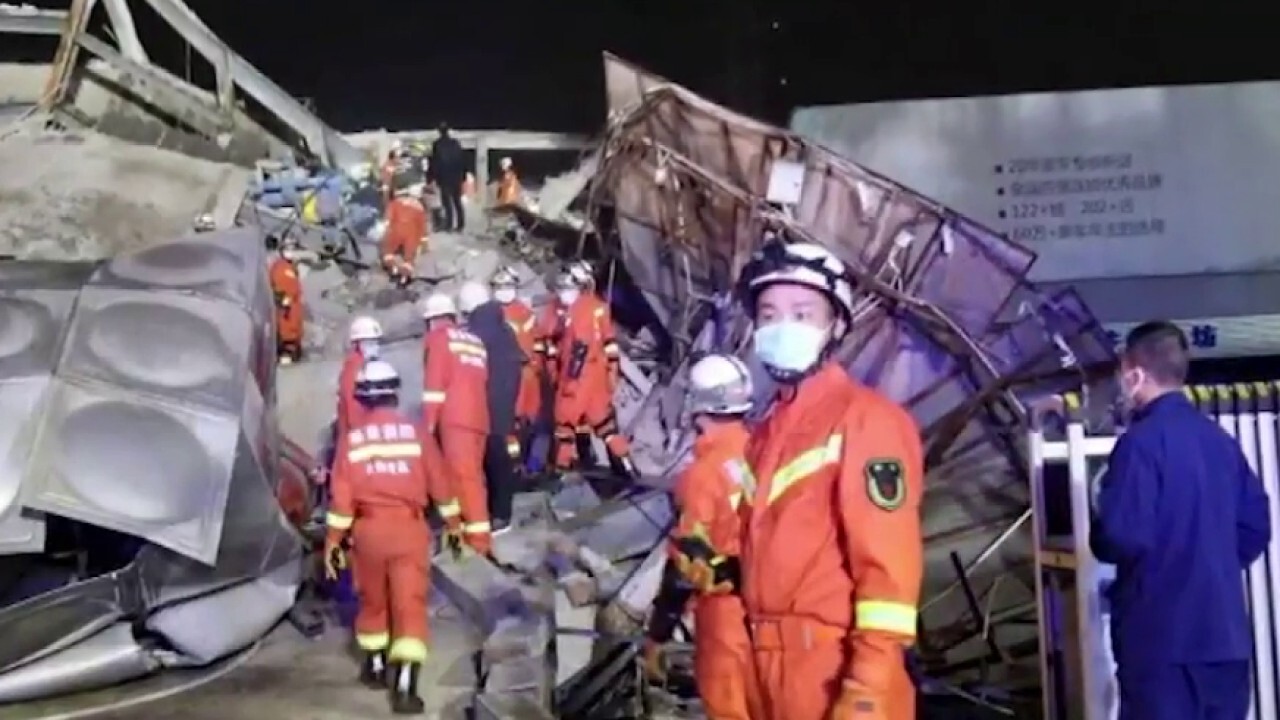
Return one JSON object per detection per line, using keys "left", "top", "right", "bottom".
{"left": 1, "top": 0, "right": 1122, "bottom": 715}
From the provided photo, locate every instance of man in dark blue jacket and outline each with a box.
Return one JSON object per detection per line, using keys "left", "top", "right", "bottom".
{"left": 1091, "top": 321, "right": 1271, "bottom": 720}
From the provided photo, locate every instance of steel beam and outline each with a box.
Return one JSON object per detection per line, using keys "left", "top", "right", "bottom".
{"left": 0, "top": 6, "right": 67, "bottom": 35}
{"left": 137, "top": 0, "right": 361, "bottom": 168}
{"left": 101, "top": 0, "right": 148, "bottom": 63}
{"left": 42, "top": 0, "right": 96, "bottom": 110}
{"left": 76, "top": 33, "right": 228, "bottom": 139}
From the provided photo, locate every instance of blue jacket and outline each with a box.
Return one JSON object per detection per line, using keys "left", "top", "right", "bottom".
{"left": 1091, "top": 392, "right": 1271, "bottom": 671}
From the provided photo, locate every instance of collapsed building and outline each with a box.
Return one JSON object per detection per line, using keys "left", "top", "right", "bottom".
{"left": 1, "top": 2, "right": 1118, "bottom": 718}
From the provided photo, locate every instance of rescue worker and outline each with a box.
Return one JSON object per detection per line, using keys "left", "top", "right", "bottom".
{"left": 381, "top": 182, "right": 428, "bottom": 286}
{"left": 492, "top": 267, "right": 540, "bottom": 465}
{"left": 737, "top": 237, "right": 923, "bottom": 720}
{"left": 323, "top": 360, "right": 462, "bottom": 715}
{"left": 551, "top": 263, "right": 637, "bottom": 481}
{"left": 495, "top": 156, "right": 522, "bottom": 207}
{"left": 313, "top": 315, "right": 386, "bottom": 510}
{"left": 459, "top": 281, "right": 522, "bottom": 532}
{"left": 644, "top": 353, "right": 757, "bottom": 719}
{"left": 534, "top": 270, "right": 574, "bottom": 388}
{"left": 429, "top": 123, "right": 467, "bottom": 232}
{"left": 268, "top": 234, "right": 305, "bottom": 365}
{"left": 1091, "top": 321, "right": 1271, "bottom": 720}
{"left": 380, "top": 142, "right": 403, "bottom": 201}
{"left": 337, "top": 316, "right": 384, "bottom": 436}
{"left": 420, "top": 293, "right": 494, "bottom": 555}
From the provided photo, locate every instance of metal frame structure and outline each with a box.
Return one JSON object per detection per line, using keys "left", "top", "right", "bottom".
{"left": 1029, "top": 385, "right": 1280, "bottom": 720}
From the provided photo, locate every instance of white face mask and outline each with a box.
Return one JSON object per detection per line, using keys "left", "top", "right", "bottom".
{"left": 357, "top": 339, "right": 380, "bottom": 359}
{"left": 494, "top": 288, "right": 517, "bottom": 304}
{"left": 752, "top": 320, "right": 830, "bottom": 381}
{"left": 558, "top": 289, "right": 580, "bottom": 307}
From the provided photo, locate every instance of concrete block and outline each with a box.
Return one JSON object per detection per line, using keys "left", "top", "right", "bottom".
{"left": 554, "top": 590, "right": 598, "bottom": 685}
{"left": 473, "top": 691, "right": 556, "bottom": 720}
{"left": 564, "top": 489, "right": 672, "bottom": 562}
{"left": 484, "top": 651, "right": 553, "bottom": 700}
{"left": 431, "top": 551, "right": 527, "bottom": 636}
{"left": 549, "top": 481, "right": 601, "bottom": 522}
{"left": 609, "top": 543, "right": 668, "bottom": 622}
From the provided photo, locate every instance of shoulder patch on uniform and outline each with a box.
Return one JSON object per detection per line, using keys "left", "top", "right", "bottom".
{"left": 864, "top": 458, "right": 906, "bottom": 511}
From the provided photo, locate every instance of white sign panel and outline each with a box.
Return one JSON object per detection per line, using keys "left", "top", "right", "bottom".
{"left": 1101, "top": 314, "right": 1280, "bottom": 359}
{"left": 791, "top": 82, "right": 1280, "bottom": 282}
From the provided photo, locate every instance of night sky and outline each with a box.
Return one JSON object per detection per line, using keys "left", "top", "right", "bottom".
{"left": 8, "top": 3, "right": 1277, "bottom": 133}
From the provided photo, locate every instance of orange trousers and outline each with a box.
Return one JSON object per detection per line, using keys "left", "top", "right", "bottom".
{"left": 440, "top": 426, "right": 490, "bottom": 548}
{"left": 515, "top": 365, "right": 541, "bottom": 424}
{"left": 694, "top": 595, "right": 757, "bottom": 720}
{"left": 351, "top": 508, "right": 430, "bottom": 662}
{"left": 552, "top": 385, "right": 630, "bottom": 468}
{"left": 276, "top": 303, "right": 303, "bottom": 345}
{"left": 750, "top": 615, "right": 914, "bottom": 720}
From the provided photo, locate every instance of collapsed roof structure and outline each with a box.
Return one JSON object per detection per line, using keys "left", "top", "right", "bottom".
{"left": 581, "top": 53, "right": 1117, "bottom": 689}
{"left": 2, "top": 0, "right": 1121, "bottom": 708}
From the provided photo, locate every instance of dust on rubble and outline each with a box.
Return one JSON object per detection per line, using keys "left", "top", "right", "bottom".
{"left": 0, "top": 128, "right": 250, "bottom": 260}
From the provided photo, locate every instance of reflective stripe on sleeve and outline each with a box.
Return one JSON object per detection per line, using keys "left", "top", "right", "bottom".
{"left": 326, "top": 512, "right": 354, "bottom": 530}
{"left": 855, "top": 600, "right": 917, "bottom": 638}
{"left": 422, "top": 390, "right": 447, "bottom": 403}
{"left": 437, "top": 500, "right": 461, "bottom": 518}
{"left": 464, "top": 521, "right": 492, "bottom": 535}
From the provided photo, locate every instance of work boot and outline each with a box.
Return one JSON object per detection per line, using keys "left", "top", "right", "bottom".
{"left": 389, "top": 662, "right": 425, "bottom": 715}
{"left": 359, "top": 651, "right": 387, "bottom": 689}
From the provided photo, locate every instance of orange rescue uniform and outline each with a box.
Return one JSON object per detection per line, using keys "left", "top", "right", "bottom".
{"left": 326, "top": 407, "right": 459, "bottom": 664}
{"left": 552, "top": 293, "right": 628, "bottom": 468}
{"left": 269, "top": 255, "right": 304, "bottom": 356}
{"left": 742, "top": 362, "right": 923, "bottom": 720}
{"left": 671, "top": 422, "right": 757, "bottom": 720}
{"left": 381, "top": 195, "right": 428, "bottom": 280}
{"left": 496, "top": 169, "right": 522, "bottom": 206}
{"left": 422, "top": 321, "right": 493, "bottom": 553}
{"left": 336, "top": 348, "right": 371, "bottom": 435}
{"left": 501, "top": 299, "right": 542, "bottom": 427}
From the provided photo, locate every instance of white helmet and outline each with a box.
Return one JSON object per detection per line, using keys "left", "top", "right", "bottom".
{"left": 687, "top": 354, "right": 754, "bottom": 416}
{"left": 739, "top": 238, "right": 856, "bottom": 337}
{"left": 354, "top": 359, "right": 400, "bottom": 400}
{"left": 567, "top": 261, "right": 593, "bottom": 287}
{"left": 458, "top": 280, "right": 490, "bottom": 313}
{"left": 552, "top": 271, "right": 578, "bottom": 292}
{"left": 419, "top": 293, "right": 456, "bottom": 320}
{"left": 499, "top": 156, "right": 513, "bottom": 171}
{"left": 491, "top": 266, "right": 519, "bottom": 288}
{"left": 348, "top": 316, "right": 383, "bottom": 343}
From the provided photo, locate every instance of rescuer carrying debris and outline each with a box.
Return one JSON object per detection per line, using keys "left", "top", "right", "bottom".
{"left": 736, "top": 237, "right": 923, "bottom": 720}
{"left": 323, "top": 360, "right": 462, "bottom": 715}
{"left": 420, "top": 292, "right": 494, "bottom": 555}
{"left": 381, "top": 182, "right": 428, "bottom": 287}
{"left": 268, "top": 233, "right": 305, "bottom": 365}
{"left": 492, "top": 266, "right": 541, "bottom": 467}
{"left": 459, "top": 280, "right": 522, "bottom": 532}
{"left": 644, "top": 353, "right": 758, "bottom": 720}
{"left": 494, "top": 156, "right": 522, "bottom": 207}
{"left": 551, "top": 261, "right": 637, "bottom": 481}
